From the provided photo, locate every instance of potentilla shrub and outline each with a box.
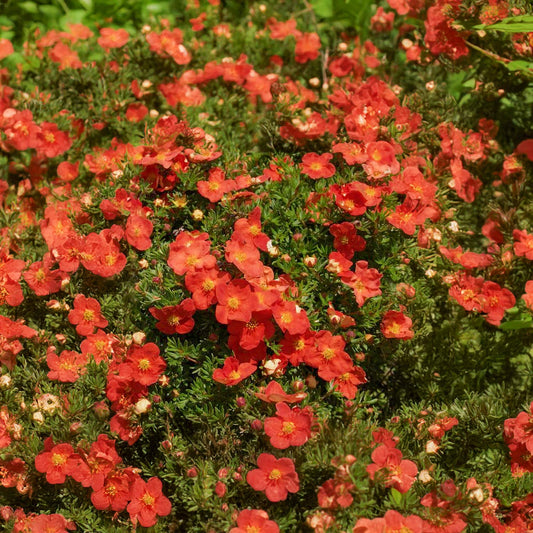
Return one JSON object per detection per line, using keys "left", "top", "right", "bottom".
{"left": 0, "top": 1, "right": 532, "bottom": 532}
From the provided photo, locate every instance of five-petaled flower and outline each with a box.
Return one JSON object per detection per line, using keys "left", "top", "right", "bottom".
{"left": 246, "top": 453, "right": 300, "bottom": 502}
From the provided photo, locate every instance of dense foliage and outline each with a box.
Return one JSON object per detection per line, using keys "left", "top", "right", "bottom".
{"left": 0, "top": 0, "right": 533, "bottom": 531}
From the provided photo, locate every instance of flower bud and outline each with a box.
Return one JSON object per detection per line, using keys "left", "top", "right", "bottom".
{"left": 304, "top": 255, "right": 317, "bottom": 267}
{"left": 132, "top": 331, "right": 146, "bottom": 345}
{"left": 134, "top": 398, "right": 152, "bottom": 415}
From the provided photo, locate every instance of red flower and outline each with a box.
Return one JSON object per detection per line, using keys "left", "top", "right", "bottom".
{"left": 228, "top": 310, "right": 275, "bottom": 350}
{"left": 479, "top": 281, "right": 516, "bottom": 326}
{"left": 380, "top": 311, "right": 414, "bottom": 340}
{"left": 353, "top": 510, "right": 425, "bottom": 532}
{"left": 0, "top": 38, "right": 14, "bottom": 60}
{"left": 81, "top": 229, "right": 126, "bottom": 278}
{"left": 213, "top": 357, "right": 256, "bottom": 386}
{"left": 332, "top": 142, "right": 367, "bottom": 165}
{"left": 76, "top": 438, "right": 120, "bottom": 489}
{"left": 301, "top": 152, "right": 336, "bottom": 179}
{"left": 23, "top": 260, "right": 64, "bottom": 297}
{"left": 36, "top": 122, "right": 72, "bottom": 158}
{"left": 329, "top": 222, "right": 366, "bottom": 259}
{"left": 98, "top": 28, "right": 129, "bottom": 50}
{"left": 522, "top": 280, "right": 533, "bottom": 311}
{"left": 47, "top": 348, "right": 88, "bottom": 383}
{"left": 264, "top": 402, "right": 313, "bottom": 449}
{"left": 366, "top": 445, "right": 418, "bottom": 493}
{"left": 306, "top": 330, "right": 353, "bottom": 380}
{"left": 333, "top": 367, "right": 367, "bottom": 399}
{"left": 246, "top": 453, "right": 300, "bottom": 502}
{"left": 48, "top": 42, "right": 82, "bottom": 70}
{"left": 185, "top": 267, "right": 231, "bottom": 310}
{"left": 68, "top": 294, "right": 108, "bottom": 336}
{"left": 215, "top": 279, "right": 258, "bottom": 324}
{"left": 272, "top": 300, "right": 310, "bottom": 335}
{"left": 127, "top": 477, "right": 172, "bottom": 528}
{"left": 27, "top": 513, "right": 77, "bottom": 532}
{"left": 125, "top": 103, "right": 148, "bottom": 122}
{"left": 168, "top": 231, "right": 216, "bottom": 276}
{"left": 125, "top": 215, "right": 153, "bottom": 251}
{"left": 57, "top": 161, "right": 79, "bottom": 182}
{"left": 149, "top": 298, "right": 196, "bottom": 334}
{"left": 513, "top": 229, "right": 533, "bottom": 260}
{"left": 197, "top": 167, "right": 234, "bottom": 202}
{"left": 318, "top": 478, "right": 354, "bottom": 509}
{"left": 363, "top": 141, "right": 400, "bottom": 178}
{"left": 254, "top": 381, "right": 307, "bottom": 404}
{"left": 35, "top": 441, "right": 81, "bottom": 484}
{"left": 339, "top": 260, "right": 382, "bottom": 306}
{"left": 91, "top": 468, "right": 136, "bottom": 512}
{"left": 230, "top": 509, "right": 280, "bottom": 533}
{"left": 225, "top": 238, "right": 264, "bottom": 278}
{"left": 295, "top": 32, "right": 321, "bottom": 63}
{"left": 109, "top": 412, "right": 143, "bottom": 445}
{"left": 119, "top": 343, "right": 166, "bottom": 385}
{"left": 233, "top": 207, "right": 271, "bottom": 252}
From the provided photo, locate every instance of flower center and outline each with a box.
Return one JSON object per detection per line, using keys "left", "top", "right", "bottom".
{"left": 269, "top": 468, "right": 282, "bottom": 480}
{"left": 138, "top": 358, "right": 151, "bottom": 370}
{"left": 52, "top": 453, "right": 67, "bottom": 466}
{"left": 281, "top": 421, "right": 296, "bottom": 435}
{"left": 227, "top": 297, "right": 240, "bottom": 310}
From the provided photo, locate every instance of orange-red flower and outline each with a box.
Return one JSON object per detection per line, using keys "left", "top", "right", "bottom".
{"left": 0, "top": 38, "right": 14, "bottom": 60}
{"left": 295, "top": 32, "right": 321, "bottom": 63}
{"left": 47, "top": 348, "right": 88, "bottom": 383}
{"left": 353, "top": 510, "right": 425, "bottom": 532}
{"left": 212, "top": 357, "right": 256, "bottom": 386}
{"left": 366, "top": 444, "right": 418, "bottom": 493}
{"left": 301, "top": 152, "right": 336, "bottom": 179}
{"left": 168, "top": 231, "right": 216, "bottom": 276}
{"left": 225, "top": 238, "right": 264, "bottom": 278}
{"left": 127, "top": 477, "right": 172, "bottom": 528}
{"left": 97, "top": 28, "right": 129, "bottom": 50}
{"left": 230, "top": 509, "right": 280, "bottom": 533}
{"left": 91, "top": 468, "right": 136, "bottom": 512}
{"left": 35, "top": 441, "right": 81, "bottom": 484}
{"left": 272, "top": 300, "right": 310, "bottom": 335}
{"left": 197, "top": 167, "right": 234, "bottom": 202}
{"left": 68, "top": 294, "right": 108, "bottom": 336}
{"left": 264, "top": 402, "right": 313, "bottom": 449}
{"left": 246, "top": 453, "right": 300, "bottom": 502}
{"left": 380, "top": 310, "right": 414, "bottom": 340}
{"left": 215, "top": 279, "right": 258, "bottom": 324}
{"left": 119, "top": 343, "right": 166, "bottom": 386}
{"left": 125, "top": 215, "right": 153, "bottom": 251}
{"left": 149, "top": 299, "right": 196, "bottom": 334}
{"left": 185, "top": 267, "right": 231, "bottom": 310}
{"left": 329, "top": 222, "right": 366, "bottom": 259}
{"left": 513, "top": 229, "right": 533, "bottom": 260}
{"left": 254, "top": 381, "right": 307, "bottom": 404}
{"left": 339, "top": 261, "right": 382, "bottom": 307}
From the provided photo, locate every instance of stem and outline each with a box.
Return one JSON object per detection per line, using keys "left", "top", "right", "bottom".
{"left": 56, "top": 0, "right": 70, "bottom": 14}
{"left": 465, "top": 40, "right": 510, "bottom": 64}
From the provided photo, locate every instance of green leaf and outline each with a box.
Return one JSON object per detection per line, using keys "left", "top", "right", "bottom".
{"left": 505, "top": 60, "right": 533, "bottom": 72}
{"left": 499, "top": 318, "right": 533, "bottom": 330}
{"left": 144, "top": 2, "right": 169, "bottom": 14}
{"left": 60, "top": 10, "right": 88, "bottom": 29}
{"left": 78, "top": 0, "right": 93, "bottom": 10}
{"left": 39, "top": 5, "right": 62, "bottom": 19}
{"left": 18, "top": 1, "right": 38, "bottom": 14}
{"left": 475, "top": 15, "right": 533, "bottom": 33}
{"left": 390, "top": 487, "right": 403, "bottom": 506}
{"left": 311, "top": 0, "right": 334, "bottom": 18}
